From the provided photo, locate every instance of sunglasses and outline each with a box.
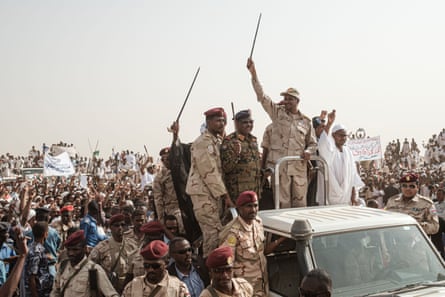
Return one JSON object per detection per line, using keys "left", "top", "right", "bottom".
{"left": 299, "top": 288, "right": 329, "bottom": 297}
{"left": 173, "top": 247, "right": 192, "bottom": 254}
{"left": 143, "top": 263, "right": 162, "bottom": 269}
{"left": 401, "top": 183, "right": 417, "bottom": 189}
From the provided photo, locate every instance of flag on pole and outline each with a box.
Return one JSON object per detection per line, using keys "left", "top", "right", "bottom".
{"left": 43, "top": 152, "right": 75, "bottom": 177}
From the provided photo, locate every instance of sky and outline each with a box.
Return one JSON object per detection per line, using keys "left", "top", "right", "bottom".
{"left": 1, "top": 0, "right": 444, "bottom": 159}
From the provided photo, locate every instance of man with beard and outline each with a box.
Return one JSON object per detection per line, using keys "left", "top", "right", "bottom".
{"left": 221, "top": 110, "right": 261, "bottom": 205}
{"left": 219, "top": 191, "right": 285, "bottom": 296}
{"left": 153, "top": 147, "right": 185, "bottom": 234}
{"left": 89, "top": 214, "right": 137, "bottom": 294}
{"left": 186, "top": 108, "right": 235, "bottom": 258}
{"left": 168, "top": 237, "right": 209, "bottom": 297}
{"left": 200, "top": 246, "right": 253, "bottom": 297}
{"left": 122, "top": 240, "right": 190, "bottom": 297}
{"left": 317, "top": 111, "right": 364, "bottom": 205}
{"left": 50, "top": 230, "right": 118, "bottom": 297}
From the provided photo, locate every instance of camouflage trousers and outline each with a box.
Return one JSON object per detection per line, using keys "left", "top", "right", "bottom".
{"left": 191, "top": 194, "right": 223, "bottom": 258}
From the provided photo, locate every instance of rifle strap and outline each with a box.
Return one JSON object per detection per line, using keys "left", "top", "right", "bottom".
{"left": 60, "top": 259, "right": 89, "bottom": 296}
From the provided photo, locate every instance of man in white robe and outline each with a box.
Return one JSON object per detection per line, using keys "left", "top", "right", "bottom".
{"left": 317, "top": 111, "right": 364, "bottom": 205}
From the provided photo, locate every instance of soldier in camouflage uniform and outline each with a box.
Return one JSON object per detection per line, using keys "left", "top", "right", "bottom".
{"left": 88, "top": 214, "right": 137, "bottom": 294}
{"left": 186, "top": 107, "right": 235, "bottom": 258}
{"left": 153, "top": 147, "right": 185, "bottom": 234}
{"left": 247, "top": 58, "right": 318, "bottom": 208}
{"left": 386, "top": 173, "right": 439, "bottom": 235}
{"left": 221, "top": 110, "right": 261, "bottom": 205}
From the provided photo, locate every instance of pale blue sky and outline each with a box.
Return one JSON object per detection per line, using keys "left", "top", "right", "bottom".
{"left": 1, "top": 0, "right": 444, "bottom": 158}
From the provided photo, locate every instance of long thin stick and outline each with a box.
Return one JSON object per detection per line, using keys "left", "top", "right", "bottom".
{"left": 231, "top": 102, "right": 235, "bottom": 121}
{"left": 176, "top": 67, "right": 201, "bottom": 123}
{"left": 249, "top": 13, "right": 262, "bottom": 59}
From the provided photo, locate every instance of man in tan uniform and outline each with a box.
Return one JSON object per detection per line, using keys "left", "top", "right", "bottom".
{"left": 50, "top": 230, "right": 119, "bottom": 297}
{"left": 89, "top": 214, "right": 137, "bottom": 294}
{"left": 386, "top": 173, "right": 439, "bottom": 235}
{"left": 123, "top": 209, "right": 147, "bottom": 248}
{"left": 200, "top": 246, "right": 253, "bottom": 297}
{"left": 122, "top": 240, "right": 190, "bottom": 297}
{"left": 219, "top": 191, "right": 285, "bottom": 296}
{"left": 186, "top": 107, "right": 235, "bottom": 257}
{"left": 247, "top": 58, "right": 318, "bottom": 208}
{"left": 153, "top": 147, "right": 185, "bottom": 234}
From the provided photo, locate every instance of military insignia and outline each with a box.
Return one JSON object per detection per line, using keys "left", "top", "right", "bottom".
{"left": 227, "top": 256, "right": 233, "bottom": 265}
{"left": 406, "top": 176, "right": 410, "bottom": 182}
{"left": 227, "top": 235, "right": 237, "bottom": 246}
{"left": 208, "top": 145, "right": 214, "bottom": 153}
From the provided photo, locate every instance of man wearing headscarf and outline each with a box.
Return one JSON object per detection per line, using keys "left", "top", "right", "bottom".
{"left": 317, "top": 110, "right": 364, "bottom": 205}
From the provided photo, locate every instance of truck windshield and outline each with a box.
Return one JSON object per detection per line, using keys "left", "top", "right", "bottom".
{"left": 312, "top": 225, "right": 445, "bottom": 297}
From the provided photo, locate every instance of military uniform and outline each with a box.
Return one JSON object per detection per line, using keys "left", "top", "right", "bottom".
{"left": 50, "top": 257, "right": 119, "bottom": 297}
{"left": 126, "top": 247, "right": 145, "bottom": 278}
{"left": 386, "top": 193, "right": 439, "bottom": 235}
{"left": 221, "top": 132, "right": 261, "bottom": 204}
{"left": 219, "top": 216, "right": 268, "bottom": 296}
{"left": 252, "top": 79, "right": 317, "bottom": 208}
{"left": 124, "top": 228, "right": 145, "bottom": 250}
{"left": 186, "top": 130, "right": 228, "bottom": 257}
{"left": 89, "top": 237, "right": 137, "bottom": 292}
{"left": 153, "top": 166, "right": 184, "bottom": 233}
{"left": 122, "top": 273, "right": 190, "bottom": 297}
{"left": 199, "top": 278, "right": 253, "bottom": 297}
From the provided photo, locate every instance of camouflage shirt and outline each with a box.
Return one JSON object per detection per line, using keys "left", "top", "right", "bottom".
{"left": 221, "top": 132, "right": 261, "bottom": 203}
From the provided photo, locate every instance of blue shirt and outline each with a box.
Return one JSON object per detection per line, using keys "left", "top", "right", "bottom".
{"left": 174, "top": 265, "right": 204, "bottom": 297}
{"left": 25, "top": 242, "right": 53, "bottom": 297}
{"left": 0, "top": 241, "right": 16, "bottom": 275}
{"left": 24, "top": 226, "right": 60, "bottom": 278}
{"left": 80, "top": 214, "right": 108, "bottom": 248}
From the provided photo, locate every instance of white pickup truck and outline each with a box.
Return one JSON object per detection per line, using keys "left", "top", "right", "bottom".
{"left": 260, "top": 205, "right": 445, "bottom": 297}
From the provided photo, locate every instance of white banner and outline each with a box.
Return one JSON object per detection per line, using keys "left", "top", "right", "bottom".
{"left": 347, "top": 136, "right": 382, "bottom": 162}
{"left": 43, "top": 152, "right": 75, "bottom": 177}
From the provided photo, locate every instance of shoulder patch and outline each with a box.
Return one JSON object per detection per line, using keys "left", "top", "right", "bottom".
{"left": 207, "top": 145, "right": 214, "bottom": 154}
{"left": 227, "top": 235, "right": 237, "bottom": 246}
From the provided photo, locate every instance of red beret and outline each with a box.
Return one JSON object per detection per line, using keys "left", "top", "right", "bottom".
{"left": 60, "top": 205, "right": 74, "bottom": 212}
{"left": 140, "top": 240, "right": 168, "bottom": 260}
{"left": 236, "top": 191, "right": 258, "bottom": 207}
{"left": 206, "top": 246, "right": 234, "bottom": 269}
{"left": 140, "top": 221, "right": 164, "bottom": 235}
{"left": 399, "top": 173, "right": 419, "bottom": 183}
{"left": 204, "top": 107, "right": 226, "bottom": 119}
{"left": 159, "top": 147, "right": 170, "bottom": 156}
{"left": 64, "top": 230, "right": 85, "bottom": 247}
{"left": 109, "top": 214, "right": 125, "bottom": 226}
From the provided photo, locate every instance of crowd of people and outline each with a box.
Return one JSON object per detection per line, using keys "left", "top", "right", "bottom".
{"left": 0, "top": 57, "right": 443, "bottom": 296}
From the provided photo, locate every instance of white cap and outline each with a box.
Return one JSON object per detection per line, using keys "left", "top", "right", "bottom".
{"left": 332, "top": 124, "right": 347, "bottom": 134}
